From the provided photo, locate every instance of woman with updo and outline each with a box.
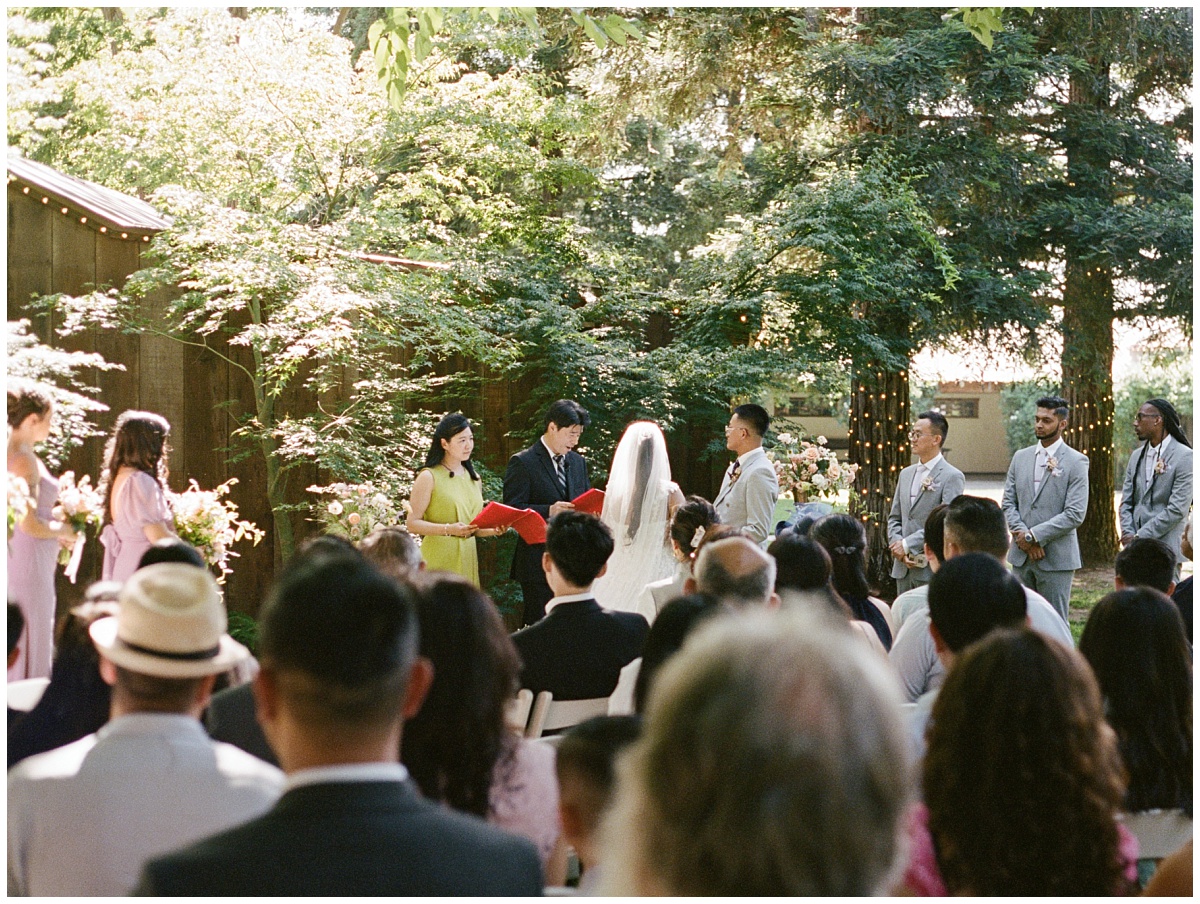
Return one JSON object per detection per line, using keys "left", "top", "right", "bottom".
{"left": 811, "top": 513, "right": 894, "bottom": 650}
{"left": 98, "top": 411, "right": 176, "bottom": 583}
{"left": 636, "top": 495, "right": 721, "bottom": 618}
{"left": 8, "top": 381, "right": 78, "bottom": 679}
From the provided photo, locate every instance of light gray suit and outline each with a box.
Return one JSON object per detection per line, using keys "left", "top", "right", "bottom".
{"left": 713, "top": 447, "right": 779, "bottom": 548}
{"left": 1002, "top": 442, "right": 1089, "bottom": 624}
{"left": 887, "top": 457, "right": 965, "bottom": 593}
{"left": 1119, "top": 438, "right": 1193, "bottom": 570}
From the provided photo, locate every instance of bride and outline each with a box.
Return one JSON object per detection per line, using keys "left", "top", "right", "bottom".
{"left": 592, "top": 421, "right": 685, "bottom": 622}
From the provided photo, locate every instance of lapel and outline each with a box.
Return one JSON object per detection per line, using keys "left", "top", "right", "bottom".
{"left": 714, "top": 460, "right": 737, "bottom": 508}
{"left": 534, "top": 442, "right": 567, "bottom": 501}
{"left": 908, "top": 459, "right": 943, "bottom": 517}
{"left": 1030, "top": 445, "right": 1053, "bottom": 507}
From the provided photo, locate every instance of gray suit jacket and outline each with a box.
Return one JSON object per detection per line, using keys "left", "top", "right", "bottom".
{"left": 713, "top": 447, "right": 779, "bottom": 547}
{"left": 887, "top": 458, "right": 965, "bottom": 581}
{"left": 1002, "top": 442, "right": 1089, "bottom": 571}
{"left": 1119, "top": 438, "right": 1194, "bottom": 566}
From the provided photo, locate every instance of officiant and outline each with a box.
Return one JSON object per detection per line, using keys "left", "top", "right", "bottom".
{"left": 503, "top": 400, "right": 592, "bottom": 625}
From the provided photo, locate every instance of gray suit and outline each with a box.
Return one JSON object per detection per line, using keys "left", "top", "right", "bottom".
{"left": 714, "top": 447, "right": 780, "bottom": 548}
{"left": 887, "top": 457, "right": 965, "bottom": 592}
{"left": 1119, "top": 438, "right": 1194, "bottom": 570}
{"left": 1002, "top": 442, "right": 1089, "bottom": 623}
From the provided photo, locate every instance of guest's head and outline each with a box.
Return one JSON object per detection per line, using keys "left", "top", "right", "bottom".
{"left": 691, "top": 537, "right": 777, "bottom": 609}
{"left": 632, "top": 593, "right": 722, "bottom": 713}
{"left": 8, "top": 602, "right": 25, "bottom": 666}
{"left": 601, "top": 609, "right": 911, "bottom": 895}
{"left": 88, "top": 563, "right": 247, "bottom": 718}
{"left": 811, "top": 513, "right": 870, "bottom": 600}
{"left": 724, "top": 403, "right": 769, "bottom": 454}
{"left": 543, "top": 511, "right": 613, "bottom": 593}
{"left": 137, "top": 538, "right": 207, "bottom": 571}
{"left": 542, "top": 399, "right": 589, "bottom": 455}
{"left": 942, "top": 494, "right": 1008, "bottom": 560}
{"left": 296, "top": 533, "right": 362, "bottom": 561}
{"left": 669, "top": 496, "right": 720, "bottom": 563}
{"left": 358, "top": 527, "right": 423, "bottom": 581}
{"left": 913, "top": 410, "right": 949, "bottom": 448}
{"left": 1114, "top": 537, "right": 1177, "bottom": 594}
{"left": 1079, "top": 588, "right": 1191, "bottom": 814}
{"left": 253, "top": 552, "right": 430, "bottom": 773}
{"left": 101, "top": 410, "right": 171, "bottom": 523}
{"left": 556, "top": 715, "right": 642, "bottom": 870}
{"left": 7, "top": 379, "right": 54, "bottom": 437}
{"left": 768, "top": 532, "right": 832, "bottom": 593}
{"left": 922, "top": 504, "right": 949, "bottom": 571}
{"left": 401, "top": 573, "right": 520, "bottom": 817}
{"left": 927, "top": 553, "right": 1027, "bottom": 661}
{"left": 424, "top": 412, "right": 479, "bottom": 481}
{"left": 924, "top": 629, "right": 1130, "bottom": 895}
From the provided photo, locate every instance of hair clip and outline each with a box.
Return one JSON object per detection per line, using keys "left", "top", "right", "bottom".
{"left": 692, "top": 525, "right": 706, "bottom": 548}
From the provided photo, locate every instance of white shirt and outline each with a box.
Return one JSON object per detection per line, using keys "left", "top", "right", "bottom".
{"left": 1145, "top": 435, "right": 1172, "bottom": 485}
{"left": 910, "top": 453, "right": 945, "bottom": 504}
{"left": 7, "top": 712, "right": 284, "bottom": 897}
{"left": 1034, "top": 437, "right": 1064, "bottom": 493}
{"left": 544, "top": 591, "right": 595, "bottom": 616}
{"left": 286, "top": 761, "right": 409, "bottom": 791}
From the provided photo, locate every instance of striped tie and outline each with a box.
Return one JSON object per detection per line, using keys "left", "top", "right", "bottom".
{"left": 553, "top": 454, "right": 567, "bottom": 496}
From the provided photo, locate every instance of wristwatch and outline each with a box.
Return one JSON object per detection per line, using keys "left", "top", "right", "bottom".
{"left": 1024, "top": 531, "right": 1035, "bottom": 544}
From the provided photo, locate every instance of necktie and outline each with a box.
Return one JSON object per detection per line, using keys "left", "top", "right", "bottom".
{"left": 910, "top": 464, "right": 925, "bottom": 505}
{"left": 1033, "top": 448, "right": 1046, "bottom": 493}
{"left": 553, "top": 454, "right": 567, "bottom": 496}
{"left": 728, "top": 460, "right": 741, "bottom": 485}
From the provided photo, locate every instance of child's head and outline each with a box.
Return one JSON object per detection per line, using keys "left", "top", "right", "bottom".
{"left": 555, "top": 715, "right": 642, "bottom": 869}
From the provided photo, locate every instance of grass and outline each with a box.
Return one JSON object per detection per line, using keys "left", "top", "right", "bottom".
{"left": 1068, "top": 566, "right": 1116, "bottom": 645}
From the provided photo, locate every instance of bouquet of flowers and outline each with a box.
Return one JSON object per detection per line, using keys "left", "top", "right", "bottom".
{"left": 7, "top": 473, "right": 31, "bottom": 541}
{"left": 306, "top": 481, "right": 402, "bottom": 543}
{"left": 768, "top": 432, "right": 860, "bottom": 503}
{"left": 170, "top": 478, "right": 264, "bottom": 583}
{"left": 55, "top": 471, "right": 105, "bottom": 578}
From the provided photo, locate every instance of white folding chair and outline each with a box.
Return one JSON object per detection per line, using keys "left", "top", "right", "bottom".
{"left": 607, "top": 658, "right": 641, "bottom": 716}
{"left": 524, "top": 691, "right": 610, "bottom": 739}
{"left": 1117, "top": 809, "right": 1193, "bottom": 861}
{"left": 506, "top": 688, "right": 534, "bottom": 733}
{"left": 8, "top": 677, "right": 50, "bottom": 712}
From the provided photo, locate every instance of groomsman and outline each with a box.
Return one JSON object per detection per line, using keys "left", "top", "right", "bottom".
{"left": 1002, "top": 396, "right": 1089, "bottom": 624}
{"left": 888, "top": 411, "right": 965, "bottom": 594}
{"left": 504, "top": 400, "right": 591, "bottom": 626}
{"left": 1119, "top": 398, "right": 1193, "bottom": 572}
{"left": 713, "top": 404, "right": 779, "bottom": 548}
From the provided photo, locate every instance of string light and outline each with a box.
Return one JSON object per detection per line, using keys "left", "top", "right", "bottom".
{"left": 12, "top": 181, "right": 153, "bottom": 241}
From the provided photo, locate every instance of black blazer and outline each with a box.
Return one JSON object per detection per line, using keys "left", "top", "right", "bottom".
{"left": 204, "top": 682, "right": 278, "bottom": 767}
{"left": 512, "top": 598, "right": 649, "bottom": 701}
{"left": 503, "top": 441, "right": 590, "bottom": 582}
{"left": 134, "top": 780, "right": 543, "bottom": 896}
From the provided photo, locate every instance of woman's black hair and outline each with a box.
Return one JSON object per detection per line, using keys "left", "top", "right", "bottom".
{"left": 810, "top": 513, "right": 871, "bottom": 600}
{"left": 424, "top": 413, "right": 479, "bottom": 481}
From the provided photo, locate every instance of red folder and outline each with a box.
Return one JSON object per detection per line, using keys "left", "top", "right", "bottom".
{"left": 471, "top": 502, "right": 547, "bottom": 545}
{"left": 571, "top": 489, "right": 605, "bottom": 515}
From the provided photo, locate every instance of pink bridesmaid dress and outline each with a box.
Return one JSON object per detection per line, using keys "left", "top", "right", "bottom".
{"left": 99, "top": 471, "right": 174, "bottom": 583}
{"left": 7, "top": 471, "right": 60, "bottom": 680}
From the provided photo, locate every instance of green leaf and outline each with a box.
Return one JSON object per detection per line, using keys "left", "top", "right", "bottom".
{"left": 485, "top": 7, "right": 502, "bottom": 24}
{"left": 581, "top": 15, "right": 607, "bottom": 49}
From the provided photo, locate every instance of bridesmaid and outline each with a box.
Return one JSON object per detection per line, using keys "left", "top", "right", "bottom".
{"left": 407, "top": 413, "right": 505, "bottom": 586}
{"left": 98, "top": 411, "right": 176, "bottom": 583}
{"left": 7, "top": 381, "right": 78, "bottom": 680}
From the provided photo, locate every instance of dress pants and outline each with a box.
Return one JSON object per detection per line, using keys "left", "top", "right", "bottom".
{"left": 1012, "top": 561, "right": 1072, "bottom": 625}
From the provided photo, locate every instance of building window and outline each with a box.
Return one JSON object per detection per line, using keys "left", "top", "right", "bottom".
{"left": 934, "top": 398, "right": 979, "bottom": 419}
{"left": 781, "top": 396, "right": 835, "bottom": 418}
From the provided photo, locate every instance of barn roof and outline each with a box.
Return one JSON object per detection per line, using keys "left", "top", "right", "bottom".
{"left": 6, "top": 155, "right": 172, "bottom": 236}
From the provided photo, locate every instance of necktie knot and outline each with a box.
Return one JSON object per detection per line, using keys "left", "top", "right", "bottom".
{"left": 729, "top": 460, "right": 741, "bottom": 483}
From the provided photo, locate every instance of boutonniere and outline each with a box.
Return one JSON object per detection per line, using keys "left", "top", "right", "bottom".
{"left": 1154, "top": 457, "right": 1167, "bottom": 476}
{"left": 1045, "top": 456, "right": 1063, "bottom": 478}
{"left": 920, "top": 475, "right": 937, "bottom": 493}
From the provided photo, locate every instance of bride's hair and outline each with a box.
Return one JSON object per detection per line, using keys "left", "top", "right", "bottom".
{"left": 670, "top": 497, "right": 720, "bottom": 559}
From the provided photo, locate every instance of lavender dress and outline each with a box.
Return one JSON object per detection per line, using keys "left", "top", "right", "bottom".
{"left": 100, "top": 471, "right": 173, "bottom": 583}
{"left": 7, "top": 471, "right": 60, "bottom": 680}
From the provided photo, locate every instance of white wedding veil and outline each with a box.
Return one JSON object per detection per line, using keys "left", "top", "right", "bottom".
{"left": 592, "top": 421, "right": 676, "bottom": 621}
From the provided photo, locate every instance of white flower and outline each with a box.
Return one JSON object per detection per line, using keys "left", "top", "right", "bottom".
{"left": 777, "top": 432, "right": 795, "bottom": 445}
{"left": 327, "top": 501, "right": 343, "bottom": 516}
{"left": 691, "top": 525, "right": 706, "bottom": 548}
{"left": 373, "top": 493, "right": 390, "bottom": 507}
{"left": 811, "top": 473, "right": 828, "bottom": 488}
{"left": 816, "top": 435, "right": 827, "bottom": 445}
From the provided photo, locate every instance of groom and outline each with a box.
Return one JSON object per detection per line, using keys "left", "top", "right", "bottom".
{"left": 713, "top": 404, "right": 779, "bottom": 549}
{"left": 504, "top": 399, "right": 592, "bottom": 626}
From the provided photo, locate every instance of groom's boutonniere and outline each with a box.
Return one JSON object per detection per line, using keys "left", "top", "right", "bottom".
{"left": 921, "top": 475, "right": 937, "bottom": 493}
{"left": 1046, "top": 456, "right": 1063, "bottom": 478}
{"left": 1154, "top": 457, "right": 1167, "bottom": 476}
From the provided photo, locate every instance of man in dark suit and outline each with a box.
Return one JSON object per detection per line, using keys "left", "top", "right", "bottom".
{"left": 135, "top": 553, "right": 543, "bottom": 896}
{"left": 512, "top": 511, "right": 649, "bottom": 701}
{"left": 504, "top": 399, "right": 592, "bottom": 626}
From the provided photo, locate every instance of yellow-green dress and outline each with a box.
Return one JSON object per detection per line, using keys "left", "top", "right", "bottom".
{"left": 419, "top": 465, "right": 485, "bottom": 586}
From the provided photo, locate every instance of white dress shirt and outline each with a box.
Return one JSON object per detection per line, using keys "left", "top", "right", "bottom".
{"left": 1033, "top": 437, "right": 1064, "bottom": 494}
{"left": 1145, "top": 435, "right": 1171, "bottom": 485}
{"left": 909, "top": 453, "right": 945, "bottom": 505}
{"left": 544, "top": 591, "right": 595, "bottom": 616}
{"left": 286, "top": 761, "right": 409, "bottom": 791}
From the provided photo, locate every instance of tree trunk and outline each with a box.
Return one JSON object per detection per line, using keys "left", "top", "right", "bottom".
{"left": 1062, "top": 62, "right": 1120, "bottom": 566}
{"left": 332, "top": 7, "right": 351, "bottom": 35}
{"left": 848, "top": 363, "right": 910, "bottom": 597}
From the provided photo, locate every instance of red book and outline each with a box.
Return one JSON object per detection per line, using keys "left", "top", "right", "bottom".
{"left": 471, "top": 502, "right": 547, "bottom": 545}
{"left": 571, "top": 488, "right": 606, "bottom": 515}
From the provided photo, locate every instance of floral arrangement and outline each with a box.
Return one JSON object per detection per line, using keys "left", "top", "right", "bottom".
{"left": 768, "top": 432, "right": 860, "bottom": 503}
{"left": 170, "top": 478, "right": 265, "bottom": 583}
{"left": 7, "top": 473, "right": 31, "bottom": 540}
{"left": 55, "top": 471, "right": 105, "bottom": 574}
{"left": 306, "top": 481, "right": 402, "bottom": 543}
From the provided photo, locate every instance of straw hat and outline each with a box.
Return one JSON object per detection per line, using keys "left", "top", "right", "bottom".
{"left": 89, "top": 563, "right": 249, "bottom": 678}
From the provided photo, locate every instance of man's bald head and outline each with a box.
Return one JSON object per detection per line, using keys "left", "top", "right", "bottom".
{"left": 694, "top": 537, "right": 777, "bottom": 608}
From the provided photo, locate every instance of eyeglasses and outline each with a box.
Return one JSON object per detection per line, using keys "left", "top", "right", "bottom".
{"left": 1134, "top": 413, "right": 1162, "bottom": 422}
{"left": 909, "top": 430, "right": 933, "bottom": 439}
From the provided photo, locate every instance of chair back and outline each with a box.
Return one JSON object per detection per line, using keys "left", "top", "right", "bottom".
{"left": 506, "top": 688, "right": 534, "bottom": 732}
{"left": 1118, "top": 809, "right": 1193, "bottom": 861}
{"left": 8, "top": 677, "right": 50, "bottom": 712}
{"left": 523, "top": 691, "right": 610, "bottom": 739}
{"left": 607, "top": 658, "right": 641, "bottom": 716}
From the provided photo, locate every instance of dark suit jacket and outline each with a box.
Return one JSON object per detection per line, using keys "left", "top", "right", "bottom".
{"left": 133, "top": 780, "right": 543, "bottom": 896}
{"left": 511, "top": 598, "right": 649, "bottom": 700}
{"left": 503, "top": 441, "right": 590, "bottom": 583}
{"left": 204, "top": 682, "right": 278, "bottom": 767}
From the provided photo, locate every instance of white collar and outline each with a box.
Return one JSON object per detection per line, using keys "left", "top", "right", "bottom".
{"left": 541, "top": 437, "right": 565, "bottom": 459}
{"left": 1037, "top": 437, "right": 1064, "bottom": 460}
{"left": 286, "top": 762, "right": 409, "bottom": 791}
{"left": 1150, "top": 434, "right": 1172, "bottom": 456}
{"left": 98, "top": 712, "right": 207, "bottom": 740}
{"left": 736, "top": 446, "right": 764, "bottom": 468}
{"left": 545, "top": 591, "right": 594, "bottom": 615}
{"left": 915, "top": 452, "right": 944, "bottom": 472}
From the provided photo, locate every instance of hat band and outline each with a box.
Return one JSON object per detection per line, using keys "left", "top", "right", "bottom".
{"left": 117, "top": 636, "right": 221, "bottom": 662}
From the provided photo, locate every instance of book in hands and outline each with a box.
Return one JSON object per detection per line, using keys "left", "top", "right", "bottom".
{"left": 570, "top": 489, "right": 605, "bottom": 515}
{"left": 471, "top": 502, "right": 547, "bottom": 545}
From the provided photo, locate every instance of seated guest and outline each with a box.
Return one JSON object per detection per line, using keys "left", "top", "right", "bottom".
{"left": 8, "top": 597, "right": 117, "bottom": 768}
{"left": 889, "top": 505, "right": 948, "bottom": 634}
{"left": 889, "top": 495, "right": 1073, "bottom": 702}
{"left": 632, "top": 593, "right": 723, "bottom": 713}
{"left": 137, "top": 537, "right": 207, "bottom": 570}
{"left": 1172, "top": 518, "right": 1192, "bottom": 643}
{"left": 636, "top": 496, "right": 721, "bottom": 617}
{"left": 8, "top": 564, "right": 284, "bottom": 896}
{"left": 600, "top": 608, "right": 911, "bottom": 895}
{"left": 1114, "top": 536, "right": 1177, "bottom": 594}
{"left": 8, "top": 602, "right": 26, "bottom": 728}
{"left": 357, "top": 525, "right": 423, "bottom": 581}
{"left": 909, "top": 554, "right": 1027, "bottom": 759}
{"left": 1080, "top": 587, "right": 1192, "bottom": 885}
{"left": 811, "top": 514, "right": 893, "bottom": 649}
{"left": 403, "top": 573, "right": 565, "bottom": 882}
{"left": 555, "top": 715, "right": 642, "bottom": 893}
{"left": 135, "top": 553, "right": 542, "bottom": 896}
{"left": 686, "top": 535, "right": 779, "bottom": 609}
{"left": 903, "top": 628, "right": 1137, "bottom": 895}
{"left": 512, "top": 511, "right": 648, "bottom": 701}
